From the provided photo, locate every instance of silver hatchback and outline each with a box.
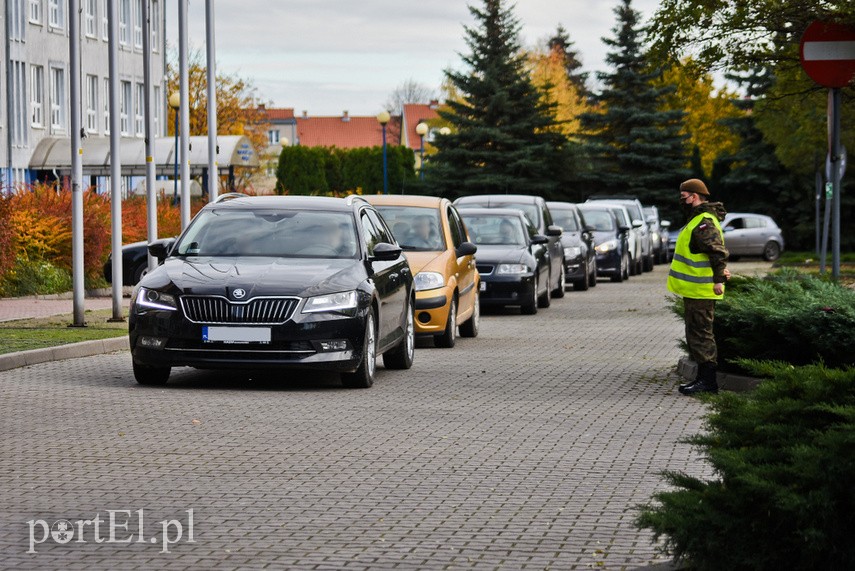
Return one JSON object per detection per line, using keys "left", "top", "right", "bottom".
{"left": 668, "top": 212, "right": 785, "bottom": 261}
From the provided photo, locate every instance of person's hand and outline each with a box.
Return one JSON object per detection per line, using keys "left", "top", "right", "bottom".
{"left": 723, "top": 268, "right": 732, "bottom": 281}
{"left": 714, "top": 283, "right": 725, "bottom": 296}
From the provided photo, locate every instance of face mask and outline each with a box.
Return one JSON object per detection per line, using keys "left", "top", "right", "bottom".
{"left": 679, "top": 195, "right": 695, "bottom": 218}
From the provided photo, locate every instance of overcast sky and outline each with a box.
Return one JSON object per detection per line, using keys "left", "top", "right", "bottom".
{"left": 166, "top": 0, "right": 662, "bottom": 116}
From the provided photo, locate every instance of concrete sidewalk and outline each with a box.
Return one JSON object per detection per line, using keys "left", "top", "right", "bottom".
{"left": 0, "top": 292, "right": 130, "bottom": 322}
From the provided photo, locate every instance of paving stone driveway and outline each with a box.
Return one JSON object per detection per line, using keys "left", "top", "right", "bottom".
{"left": 0, "top": 265, "right": 712, "bottom": 570}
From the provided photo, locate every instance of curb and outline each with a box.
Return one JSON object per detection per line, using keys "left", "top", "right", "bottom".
{"left": 0, "top": 336, "right": 129, "bottom": 372}
{"left": 676, "top": 356, "right": 762, "bottom": 392}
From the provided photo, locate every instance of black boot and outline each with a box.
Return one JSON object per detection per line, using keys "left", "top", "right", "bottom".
{"left": 679, "top": 363, "right": 719, "bottom": 395}
{"left": 679, "top": 363, "right": 702, "bottom": 390}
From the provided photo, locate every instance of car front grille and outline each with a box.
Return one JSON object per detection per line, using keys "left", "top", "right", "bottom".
{"left": 476, "top": 264, "right": 494, "bottom": 275}
{"left": 180, "top": 296, "right": 299, "bottom": 325}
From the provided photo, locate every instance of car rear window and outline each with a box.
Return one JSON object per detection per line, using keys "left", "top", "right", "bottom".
{"left": 175, "top": 209, "right": 359, "bottom": 259}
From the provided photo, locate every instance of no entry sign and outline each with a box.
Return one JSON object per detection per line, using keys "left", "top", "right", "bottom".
{"left": 800, "top": 21, "right": 855, "bottom": 88}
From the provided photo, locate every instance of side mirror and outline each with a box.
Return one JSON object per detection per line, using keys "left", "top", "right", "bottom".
{"left": 723, "top": 226, "right": 733, "bottom": 232}
{"left": 371, "top": 242, "right": 403, "bottom": 261}
{"left": 661, "top": 220, "right": 671, "bottom": 229}
{"left": 455, "top": 241, "right": 477, "bottom": 257}
{"left": 584, "top": 225, "right": 597, "bottom": 233}
{"left": 546, "top": 225, "right": 563, "bottom": 237}
{"left": 531, "top": 234, "right": 549, "bottom": 245}
{"left": 618, "top": 225, "right": 631, "bottom": 233}
{"left": 632, "top": 219, "right": 644, "bottom": 228}
{"left": 148, "top": 238, "right": 176, "bottom": 263}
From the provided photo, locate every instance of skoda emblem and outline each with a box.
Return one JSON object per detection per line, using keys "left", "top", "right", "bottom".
{"left": 232, "top": 288, "right": 247, "bottom": 300}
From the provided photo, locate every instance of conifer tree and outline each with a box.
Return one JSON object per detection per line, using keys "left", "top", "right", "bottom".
{"left": 430, "top": 0, "right": 563, "bottom": 198}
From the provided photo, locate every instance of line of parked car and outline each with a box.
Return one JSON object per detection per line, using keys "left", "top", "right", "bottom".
{"left": 124, "top": 192, "right": 677, "bottom": 389}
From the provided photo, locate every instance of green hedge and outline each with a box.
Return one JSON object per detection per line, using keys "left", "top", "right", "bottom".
{"left": 637, "top": 360, "right": 855, "bottom": 570}
{"left": 673, "top": 271, "right": 855, "bottom": 370}
{"left": 276, "top": 145, "right": 416, "bottom": 195}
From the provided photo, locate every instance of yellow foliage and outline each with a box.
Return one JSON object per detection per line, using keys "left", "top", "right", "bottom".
{"left": 527, "top": 47, "right": 592, "bottom": 139}
{"left": 10, "top": 209, "right": 71, "bottom": 263}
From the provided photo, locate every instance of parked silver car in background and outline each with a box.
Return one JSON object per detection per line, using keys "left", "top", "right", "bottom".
{"left": 668, "top": 212, "right": 784, "bottom": 261}
{"left": 587, "top": 196, "right": 655, "bottom": 273}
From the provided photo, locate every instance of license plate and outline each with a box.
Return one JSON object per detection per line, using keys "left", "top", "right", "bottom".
{"left": 202, "top": 326, "right": 271, "bottom": 344}
{"left": 480, "top": 282, "right": 487, "bottom": 292}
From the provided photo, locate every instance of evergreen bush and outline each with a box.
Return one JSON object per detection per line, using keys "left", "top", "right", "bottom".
{"left": 637, "top": 360, "right": 855, "bottom": 570}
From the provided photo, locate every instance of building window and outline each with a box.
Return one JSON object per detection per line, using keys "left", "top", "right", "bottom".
{"left": 153, "top": 85, "right": 162, "bottom": 136}
{"left": 84, "top": 0, "right": 96, "bottom": 37}
{"left": 135, "top": 83, "right": 145, "bottom": 136}
{"left": 119, "top": 0, "right": 130, "bottom": 44}
{"left": 48, "top": 0, "right": 63, "bottom": 29}
{"left": 103, "top": 78, "right": 110, "bottom": 134}
{"left": 10, "top": 0, "right": 27, "bottom": 41}
{"left": 151, "top": 0, "right": 160, "bottom": 52}
{"left": 10, "top": 61, "right": 29, "bottom": 147}
{"left": 101, "top": 0, "right": 108, "bottom": 40}
{"left": 50, "top": 66, "right": 66, "bottom": 132}
{"left": 268, "top": 130, "right": 280, "bottom": 145}
{"left": 133, "top": 0, "right": 143, "bottom": 48}
{"left": 29, "top": 0, "right": 42, "bottom": 24}
{"left": 120, "top": 81, "right": 131, "bottom": 135}
{"left": 86, "top": 75, "right": 98, "bottom": 133}
{"left": 30, "top": 65, "right": 44, "bottom": 128}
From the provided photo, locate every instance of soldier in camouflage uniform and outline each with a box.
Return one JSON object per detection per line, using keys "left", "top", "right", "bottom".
{"left": 667, "top": 179, "right": 731, "bottom": 395}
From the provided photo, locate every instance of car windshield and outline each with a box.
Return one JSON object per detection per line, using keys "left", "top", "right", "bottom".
{"left": 374, "top": 206, "right": 446, "bottom": 251}
{"left": 626, "top": 204, "right": 644, "bottom": 221}
{"left": 579, "top": 209, "right": 615, "bottom": 231}
{"left": 460, "top": 214, "right": 527, "bottom": 246}
{"left": 174, "top": 209, "right": 359, "bottom": 258}
{"left": 551, "top": 210, "right": 579, "bottom": 232}
{"left": 490, "top": 202, "right": 540, "bottom": 228}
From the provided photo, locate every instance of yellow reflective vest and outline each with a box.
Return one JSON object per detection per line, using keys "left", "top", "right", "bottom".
{"left": 667, "top": 213, "right": 724, "bottom": 300}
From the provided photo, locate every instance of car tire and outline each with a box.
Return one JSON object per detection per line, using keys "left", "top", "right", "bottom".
{"left": 729, "top": 255, "right": 741, "bottom": 262}
{"left": 435, "top": 297, "right": 457, "bottom": 348}
{"left": 574, "top": 261, "right": 589, "bottom": 291}
{"left": 521, "top": 276, "right": 538, "bottom": 315}
{"left": 132, "top": 262, "right": 149, "bottom": 286}
{"left": 628, "top": 255, "right": 637, "bottom": 276}
{"left": 133, "top": 362, "right": 170, "bottom": 386}
{"left": 643, "top": 254, "right": 654, "bottom": 272}
{"left": 763, "top": 241, "right": 781, "bottom": 262}
{"left": 552, "top": 264, "right": 566, "bottom": 298}
{"left": 383, "top": 298, "right": 414, "bottom": 370}
{"left": 538, "top": 272, "right": 551, "bottom": 308}
{"left": 612, "top": 253, "right": 628, "bottom": 283}
{"left": 588, "top": 264, "right": 597, "bottom": 287}
{"left": 459, "top": 292, "right": 479, "bottom": 338}
{"left": 342, "top": 312, "right": 376, "bottom": 389}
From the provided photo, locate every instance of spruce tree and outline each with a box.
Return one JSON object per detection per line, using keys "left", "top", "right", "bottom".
{"left": 547, "top": 24, "right": 590, "bottom": 99}
{"left": 580, "top": 0, "right": 689, "bottom": 208}
{"left": 430, "top": 0, "right": 563, "bottom": 198}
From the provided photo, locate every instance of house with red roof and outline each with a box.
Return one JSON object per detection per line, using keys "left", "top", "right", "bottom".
{"left": 294, "top": 111, "right": 402, "bottom": 149}
{"left": 401, "top": 101, "right": 441, "bottom": 151}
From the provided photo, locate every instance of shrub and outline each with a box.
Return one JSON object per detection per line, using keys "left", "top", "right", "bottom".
{"left": 0, "top": 257, "right": 72, "bottom": 297}
{"left": 636, "top": 360, "right": 855, "bottom": 570}
{"left": 671, "top": 271, "right": 855, "bottom": 370}
{"left": 0, "top": 193, "right": 16, "bottom": 278}
{"left": 121, "top": 193, "right": 206, "bottom": 243}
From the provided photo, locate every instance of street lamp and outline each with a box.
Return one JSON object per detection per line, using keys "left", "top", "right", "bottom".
{"left": 169, "top": 91, "right": 181, "bottom": 205}
{"left": 376, "top": 110, "right": 391, "bottom": 194}
{"left": 416, "top": 122, "right": 429, "bottom": 181}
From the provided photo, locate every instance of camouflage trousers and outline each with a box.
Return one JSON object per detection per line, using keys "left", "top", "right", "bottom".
{"left": 684, "top": 298, "right": 717, "bottom": 366}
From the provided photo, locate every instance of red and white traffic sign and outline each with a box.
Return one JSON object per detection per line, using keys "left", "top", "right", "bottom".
{"left": 800, "top": 21, "right": 855, "bottom": 88}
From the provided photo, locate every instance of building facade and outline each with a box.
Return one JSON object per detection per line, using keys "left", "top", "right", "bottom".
{"left": 2, "top": 0, "right": 167, "bottom": 189}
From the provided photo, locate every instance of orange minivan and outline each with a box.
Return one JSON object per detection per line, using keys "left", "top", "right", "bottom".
{"left": 366, "top": 195, "right": 480, "bottom": 348}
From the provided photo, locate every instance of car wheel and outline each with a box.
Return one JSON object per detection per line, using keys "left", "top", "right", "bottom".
{"left": 133, "top": 362, "right": 170, "bottom": 386}
{"left": 521, "top": 276, "right": 538, "bottom": 315}
{"left": 382, "top": 298, "right": 414, "bottom": 370}
{"left": 729, "top": 255, "right": 741, "bottom": 262}
{"left": 628, "top": 255, "right": 637, "bottom": 276}
{"left": 574, "top": 261, "right": 589, "bottom": 291}
{"left": 435, "top": 297, "right": 457, "bottom": 348}
{"left": 612, "top": 253, "right": 627, "bottom": 283}
{"left": 538, "top": 272, "right": 551, "bottom": 308}
{"left": 588, "top": 263, "right": 597, "bottom": 287}
{"left": 624, "top": 254, "right": 631, "bottom": 280}
{"left": 643, "top": 254, "right": 654, "bottom": 272}
{"left": 459, "top": 292, "right": 479, "bottom": 338}
{"left": 763, "top": 241, "right": 781, "bottom": 262}
{"left": 552, "top": 263, "right": 566, "bottom": 298}
{"left": 342, "top": 312, "right": 376, "bottom": 388}
{"left": 132, "top": 262, "right": 149, "bottom": 286}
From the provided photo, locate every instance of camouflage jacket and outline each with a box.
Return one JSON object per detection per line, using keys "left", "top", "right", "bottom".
{"left": 688, "top": 202, "right": 729, "bottom": 284}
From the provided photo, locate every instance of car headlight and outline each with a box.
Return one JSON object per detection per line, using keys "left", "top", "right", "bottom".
{"left": 496, "top": 263, "right": 529, "bottom": 275}
{"left": 135, "top": 287, "right": 178, "bottom": 312}
{"left": 414, "top": 271, "right": 445, "bottom": 292}
{"left": 565, "top": 247, "right": 582, "bottom": 258}
{"left": 303, "top": 291, "right": 359, "bottom": 314}
{"left": 651, "top": 232, "right": 659, "bottom": 242}
{"left": 595, "top": 240, "right": 618, "bottom": 254}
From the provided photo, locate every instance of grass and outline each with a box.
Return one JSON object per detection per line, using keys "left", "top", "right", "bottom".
{"left": 776, "top": 250, "right": 855, "bottom": 264}
{"left": 0, "top": 309, "right": 127, "bottom": 355}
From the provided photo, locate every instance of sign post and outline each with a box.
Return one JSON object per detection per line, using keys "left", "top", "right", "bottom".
{"left": 800, "top": 21, "right": 855, "bottom": 280}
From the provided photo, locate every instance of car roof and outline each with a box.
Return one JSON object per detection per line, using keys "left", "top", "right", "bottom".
{"left": 546, "top": 201, "right": 578, "bottom": 211}
{"left": 206, "top": 195, "right": 358, "bottom": 212}
{"left": 458, "top": 207, "right": 528, "bottom": 218}
{"left": 364, "top": 195, "right": 445, "bottom": 208}
{"left": 455, "top": 194, "right": 542, "bottom": 205}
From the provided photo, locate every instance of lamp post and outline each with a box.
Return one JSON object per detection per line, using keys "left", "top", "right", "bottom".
{"left": 169, "top": 91, "right": 180, "bottom": 205}
{"left": 376, "top": 111, "right": 391, "bottom": 194}
{"left": 415, "top": 122, "right": 429, "bottom": 181}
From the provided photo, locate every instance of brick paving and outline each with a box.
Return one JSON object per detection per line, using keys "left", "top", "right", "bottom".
{"left": 0, "top": 296, "right": 127, "bottom": 322}
{"left": 0, "top": 265, "right": 714, "bottom": 570}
